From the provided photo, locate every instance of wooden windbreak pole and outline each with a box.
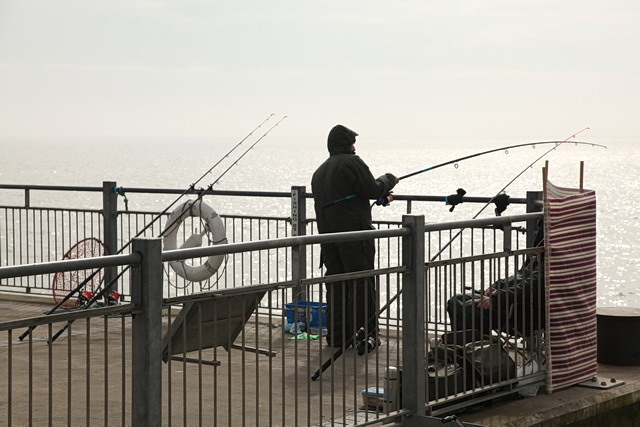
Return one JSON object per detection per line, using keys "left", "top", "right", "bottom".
{"left": 543, "top": 161, "right": 549, "bottom": 201}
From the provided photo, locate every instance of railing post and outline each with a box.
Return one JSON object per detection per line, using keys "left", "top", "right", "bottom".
{"left": 526, "top": 191, "right": 543, "bottom": 247}
{"left": 131, "top": 237, "right": 163, "bottom": 427}
{"left": 103, "top": 181, "right": 118, "bottom": 294}
{"left": 401, "top": 215, "right": 426, "bottom": 423}
{"left": 291, "top": 186, "right": 307, "bottom": 302}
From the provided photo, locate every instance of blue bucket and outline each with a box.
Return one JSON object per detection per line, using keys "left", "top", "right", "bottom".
{"left": 285, "top": 301, "right": 327, "bottom": 333}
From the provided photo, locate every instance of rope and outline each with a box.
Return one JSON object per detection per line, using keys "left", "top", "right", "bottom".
{"left": 113, "top": 186, "right": 129, "bottom": 212}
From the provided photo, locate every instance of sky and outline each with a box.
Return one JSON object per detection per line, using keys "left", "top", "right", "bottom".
{"left": 0, "top": 0, "right": 638, "bottom": 149}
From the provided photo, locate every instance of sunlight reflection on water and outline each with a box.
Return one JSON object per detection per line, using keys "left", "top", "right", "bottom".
{"left": 2, "top": 139, "right": 638, "bottom": 307}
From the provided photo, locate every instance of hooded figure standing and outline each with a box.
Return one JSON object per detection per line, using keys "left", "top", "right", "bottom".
{"left": 311, "top": 125, "right": 398, "bottom": 347}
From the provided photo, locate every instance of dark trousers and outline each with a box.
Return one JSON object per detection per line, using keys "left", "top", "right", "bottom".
{"left": 322, "top": 239, "right": 377, "bottom": 347}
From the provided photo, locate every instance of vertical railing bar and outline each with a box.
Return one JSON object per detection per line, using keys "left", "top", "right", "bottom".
{"left": 227, "top": 296, "right": 233, "bottom": 426}
{"left": 254, "top": 292, "right": 260, "bottom": 427}
{"left": 12, "top": 209, "right": 16, "bottom": 278}
{"left": 104, "top": 314, "right": 109, "bottom": 427}
{"left": 280, "top": 288, "right": 286, "bottom": 427}
{"left": 212, "top": 300, "right": 218, "bottom": 427}
{"left": 67, "top": 321, "right": 72, "bottom": 427}
{"left": 198, "top": 304, "right": 203, "bottom": 427}
{"left": 267, "top": 291, "right": 273, "bottom": 427}
{"left": 402, "top": 215, "right": 426, "bottom": 425}
{"left": 182, "top": 306, "right": 188, "bottom": 426}
{"left": 241, "top": 295, "right": 247, "bottom": 427}
{"left": 131, "top": 238, "right": 162, "bottom": 427}
{"left": 121, "top": 315, "right": 126, "bottom": 427}
{"left": 306, "top": 285, "right": 311, "bottom": 427}
{"left": 19, "top": 209, "right": 23, "bottom": 288}
{"left": 167, "top": 306, "right": 173, "bottom": 427}
{"left": 48, "top": 323, "right": 53, "bottom": 426}
{"left": 28, "top": 329, "right": 33, "bottom": 426}
{"left": 232, "top": 218, "right": 237, "bottom": 291}
{"left": 86, "top": 317, "right": 91, "bottom": 427}
{"left": 39, "top": 210, "right": 44, "bottom": 287}
{"left": 8, "top": 329, "right": 13, "bottom": 427}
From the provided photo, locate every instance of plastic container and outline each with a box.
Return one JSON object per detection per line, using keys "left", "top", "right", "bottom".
{"left": 361, "top": 386, "right": 385, "bottom": 409}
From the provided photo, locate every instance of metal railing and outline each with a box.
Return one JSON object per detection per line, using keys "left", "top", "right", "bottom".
{"left": 0, "top": 182, "right": 536, "bottom": 302}
{"left": 0, "top": 210, "right": 547, "bottom": 426}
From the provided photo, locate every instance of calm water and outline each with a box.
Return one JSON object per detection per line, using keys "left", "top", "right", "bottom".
{"left": 2, "top": 138, "right": 638, "bottom": 307}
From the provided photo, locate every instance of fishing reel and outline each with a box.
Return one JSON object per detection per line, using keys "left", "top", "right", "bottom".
{"left": 375, "top": 192, "right": 394, "bottom": 207}
{"left": 494, "top": 193, "right": 511, "bottom": 216}
{"left": 75, "top": 291, "right": 93, "bottom": 309}
{"left": 106, "top": 290, "right": 121, "bottom": 306}
{"left": 445, "top": 188, "right": 466, "bottom": 212}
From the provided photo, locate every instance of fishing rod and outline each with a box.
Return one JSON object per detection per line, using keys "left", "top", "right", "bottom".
{"left": 399, "top": 139, "right": 605, "bottom": 181}
{"left": 322, "top": 139, "right": 606, "bottom": 209}
{"left": 18, "top": 114, "right": 282, "bottom": 342}
{"left": 44, "top": 115, "right": 288, "bottom": 344}
{"left": 44, "top": 115, "right": 289, "bottom": 345}
{"left": 312, "top": 127, "right": 603, "bottom": 380}
{"left": 45, "top": 113, "right": 279, "bottom": 315}
{"left": 429, "top": 127, "right": 593, "bottom": 261}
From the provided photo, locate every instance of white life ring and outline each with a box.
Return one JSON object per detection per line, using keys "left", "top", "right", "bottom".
{"left": 163, "top": 199, "right": 227, "bottom": 282}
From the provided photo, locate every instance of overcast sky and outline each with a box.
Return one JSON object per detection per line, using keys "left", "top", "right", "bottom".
{"left": 0, "top": 0, "right": 637, "bottom": 148}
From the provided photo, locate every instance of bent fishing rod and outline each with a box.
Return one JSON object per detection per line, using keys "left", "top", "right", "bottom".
{"left": 44, "top": 115, "right": 288, "bottom": 344}
{"left": 19, "top": 114, "right": 284, "bottom": 342}
{"left": 312, "top": 127, "right": 603, "bottom": 380}
{"left": 428, "top": 126, "right": 593, "bottom": 261}
{"left": 323, "top": 139, "right": 606, "bottom": 209}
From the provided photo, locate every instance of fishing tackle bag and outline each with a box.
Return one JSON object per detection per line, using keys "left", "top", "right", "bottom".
{"left": 430, "top": 329, "right": 516, "bottom": 395}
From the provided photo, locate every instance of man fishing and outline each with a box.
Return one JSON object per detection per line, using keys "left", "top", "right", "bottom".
{"left": 446, "top": 222, "right": 545, "bottom": 336}
{"left": 311, "top": 124, "right": 398, "bottom": 348}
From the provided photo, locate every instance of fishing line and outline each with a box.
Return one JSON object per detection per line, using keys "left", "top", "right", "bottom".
{"left": 398, "top": 138, "right": 605, "bottom": 181}
{"left": 45, "top": 115, "right": 288, "bottom": 344}
{"left": 55, "top": 114, "right": 279, "bottom": 310}
{"left": 312, "top": 127, "right": 603, "bottom": 380}
{"left": 19, "top": 113, "right": 284, "bottom": 342}
{"left": 323, "top": 138, "right": 606, "bottom": 209}
{"left": 429, "top": 127, "right": 593, "bottom": 262}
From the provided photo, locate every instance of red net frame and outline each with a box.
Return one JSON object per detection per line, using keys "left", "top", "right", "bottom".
{"left": 51, "top": 237, "right": 108, "bottom": 309}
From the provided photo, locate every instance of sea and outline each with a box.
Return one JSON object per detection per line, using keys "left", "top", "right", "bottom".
{"left": 1, "top": 137, "right": 638, "bottom": 308}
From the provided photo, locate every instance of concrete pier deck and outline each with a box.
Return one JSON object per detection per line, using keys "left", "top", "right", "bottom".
{"left": 2, "top": 294, "right": 639, "bottom": 426}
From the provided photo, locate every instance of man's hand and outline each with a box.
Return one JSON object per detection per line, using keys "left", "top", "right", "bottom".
{"left": 478, "top": 287, "right": 495, "bottom": 309}
{"left": 478, "top": 295, "right": 492, "bottom": 310}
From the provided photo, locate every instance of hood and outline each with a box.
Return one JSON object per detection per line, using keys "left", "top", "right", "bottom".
{"left": 327, "top": 124, "right": 358, "bottom": 155}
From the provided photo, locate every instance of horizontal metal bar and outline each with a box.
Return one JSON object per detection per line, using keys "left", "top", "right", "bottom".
{"left": 0, "top": 184, "right": 103, "bottom": 192}
{"left": 0, "top": 253, "right": 141, "bottom": 279}
{"left": 390, "top": 194, "right": 528, "bottom": 205}
{"left": 163, "top": 266, "right": 406, "bottom": 305}
{"left": 123, "top": 187, "right": 293, "bottom": 198}
{"left": 423, "top": 212, "right": 542, "bottom": 232}
{"left": 427, "top": 247, "right": 543, "bottom": 268}
{"left": 0, "top": 205, "right": 102, "bottom": 214}
{"left": 161, "top": 227, "right": 410, "bottom": 262}
{"left": 0, "top": 303, "right": 136, "bottom": 332}
{"left": 0, "top": 183, "right": 532, "bottom": 205}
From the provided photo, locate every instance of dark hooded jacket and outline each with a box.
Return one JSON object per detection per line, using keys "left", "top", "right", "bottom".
{"left": 311, "top": 125, "right": 397, "bottom": 234}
